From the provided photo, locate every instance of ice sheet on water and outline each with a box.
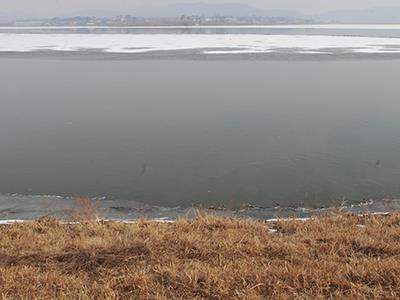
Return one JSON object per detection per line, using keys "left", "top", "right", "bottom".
{"left": 0, "top": 190, "right": 399, "bottom": 223}
{"left": 0, "top": 220, "right": 25, "bottom": 225}
{"left": 1, "top": 34, "right": 400, "bottom": 55}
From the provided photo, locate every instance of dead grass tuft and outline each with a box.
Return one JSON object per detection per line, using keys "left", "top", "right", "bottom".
{"left": 0, "top": 213, "right": 399, "bottom": 299}
{"left": 71, "top": 196, "right": 101, "bottom": 222}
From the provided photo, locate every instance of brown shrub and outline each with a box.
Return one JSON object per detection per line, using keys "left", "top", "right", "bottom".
{"left": 71, "top": 196, "right": 101, "bottom": 222}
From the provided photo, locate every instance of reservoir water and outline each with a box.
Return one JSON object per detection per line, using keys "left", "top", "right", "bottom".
{"left": 1, "top": 26, "right": 400, "bottom": 219}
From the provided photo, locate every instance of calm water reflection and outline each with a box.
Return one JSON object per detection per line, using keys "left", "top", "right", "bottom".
{"left": 1, "top": 58, "right": 400, "bottom": 207}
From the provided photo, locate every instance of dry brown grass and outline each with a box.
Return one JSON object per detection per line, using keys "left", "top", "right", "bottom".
{"left": 0, "top": 212, "right": 400, "bottom": 299}
{"left": 71, "top": 196, "right": 102, "bottom": 222}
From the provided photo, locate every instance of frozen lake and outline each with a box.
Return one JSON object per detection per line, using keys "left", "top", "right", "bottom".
{"left": 2, "top": 25, "right": 400, "bottom": 55}
{"left": 1, "top": 25, "right": 400, "bottom": 220}
{"left": 2, "top": 33, "right": 400, "bottom": 55}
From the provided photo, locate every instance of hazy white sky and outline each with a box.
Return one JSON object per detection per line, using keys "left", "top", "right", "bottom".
{"left": 1, "top": 0, "right": 400, "bottom": 16}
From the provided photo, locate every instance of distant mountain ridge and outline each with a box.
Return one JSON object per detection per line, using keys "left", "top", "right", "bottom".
{"left": 317, "top": 7, "right": 400, "bottom": 24}
{"left": 2, "top": 2, "right": 304, "bottom": 21}
{"left": 2, "top": 3, "right": 400, "bottom": 24}
{"left": 130, "top": 2, "right": 303, "bottom": 18}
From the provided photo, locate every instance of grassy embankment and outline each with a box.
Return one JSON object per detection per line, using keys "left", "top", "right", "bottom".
{"left": 0, "top": 199, "right": 399, "bottom": 299}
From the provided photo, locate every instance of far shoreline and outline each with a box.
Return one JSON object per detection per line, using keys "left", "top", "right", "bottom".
{"left": 2, "top": 24, "right": 400, "bottom": 29}
{"left": 3, "top": 49, "right": 400, "bottom": 61}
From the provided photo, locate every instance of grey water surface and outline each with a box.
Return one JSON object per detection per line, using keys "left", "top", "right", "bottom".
{"left": 1, "top": 26, "right": 400, "bottom": 220}
{"left": 1, "top": 57, "right": 400, "bottom": 215}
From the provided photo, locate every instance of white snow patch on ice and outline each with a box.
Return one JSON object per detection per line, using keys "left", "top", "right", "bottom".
{"left": 0, "top": 220, "right": 25, "bottom": 225}
{"left": 1, "top": 34, "right": 400, "bottom": 55}
{"left": 296, "top": 50, "right": 333, "bottom": 54}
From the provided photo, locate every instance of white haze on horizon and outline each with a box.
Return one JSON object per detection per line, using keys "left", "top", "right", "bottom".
{"left": 1, "top": 0, "right": 400, "bottom": 17}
